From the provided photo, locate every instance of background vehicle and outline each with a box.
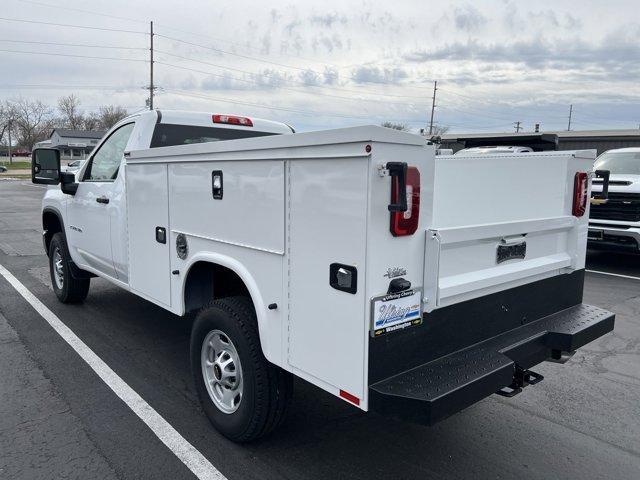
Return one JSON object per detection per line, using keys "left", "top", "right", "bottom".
{"left": 32, "top": 110, "right": 614, "bottom": 442}
{"left": 0, "top": 165, "right": 6, "bottom": 172}
{"left": 589, "top": 147, "right": 640, "bottom": 251}
{"left": 455, "top": 145, "right": 534, "bottom": 156}
{"left": 61, "top": 160, "right": 85, "bottom": 173}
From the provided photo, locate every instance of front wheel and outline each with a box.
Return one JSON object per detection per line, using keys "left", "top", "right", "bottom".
{"left": 49, "top": 232, "right": 90, "bottom": 303}
{"left": 190, "top": 296, "right": 292, "bottom": 442}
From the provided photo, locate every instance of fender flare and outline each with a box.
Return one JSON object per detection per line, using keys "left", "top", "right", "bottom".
{"left": 42, "top": 206, "right": 94, "bottom": 279}
{"left": 181, "top": 252, "right": 274, "bottom": 361}
{"left": 42, "top": 206, "right": 66, "bottom": 254}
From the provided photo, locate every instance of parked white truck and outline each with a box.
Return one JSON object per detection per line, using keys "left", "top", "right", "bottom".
{"left": 32, "top": 110, "right": 615, "bottom": 442}
{"left": 589, "top": 147, "right": 640, "bottom": 251}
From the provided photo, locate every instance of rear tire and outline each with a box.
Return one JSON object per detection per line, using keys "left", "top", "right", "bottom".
{"left": 49, "top": 232, "right": 90, "bottom": 303}
{"left": 190, "top": 296, "right": 293, "bottom": 442}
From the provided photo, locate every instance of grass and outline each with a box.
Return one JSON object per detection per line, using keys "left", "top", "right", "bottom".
{"left": 0, "top": 160, "right": 31, "bottom": 170}
{"left": 0, "top": 173, "right": 31, "bottom": 179}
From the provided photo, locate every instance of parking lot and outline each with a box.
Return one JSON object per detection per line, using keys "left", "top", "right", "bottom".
{"left": 1, "top": 179, "right": 639, "bottom": 480}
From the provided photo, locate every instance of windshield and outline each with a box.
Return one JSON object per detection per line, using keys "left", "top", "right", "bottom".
{"left": 594, "top": 152, "right": 640, "bottom": 175}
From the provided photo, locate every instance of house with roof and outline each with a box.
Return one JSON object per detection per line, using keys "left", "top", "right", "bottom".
{"left": 35, "top": 129, "right": 107, "bottom": 161}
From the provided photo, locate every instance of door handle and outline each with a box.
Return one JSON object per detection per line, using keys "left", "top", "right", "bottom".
{"left": 96, "top": 196, "right": 109, "bottom": 204}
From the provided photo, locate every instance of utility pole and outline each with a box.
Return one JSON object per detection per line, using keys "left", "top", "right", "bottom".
{"left": 149, "top": 21, "right": 154, "bottom": 110}
{"left": 428, "top": 80, "right": 437, "bottom": 135}
{"left": 514, "top": 121, "right": 522, "bottom": 133}
{"left": 7, "top": 120, "right": 12, "bottom": 165}
{"left": 567, "top": 104, "right": 573, "bottom": 131}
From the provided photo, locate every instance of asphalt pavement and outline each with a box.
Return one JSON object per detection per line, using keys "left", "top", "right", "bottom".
{"left": 0, "top": 180, "right": 639, "bottom": 480}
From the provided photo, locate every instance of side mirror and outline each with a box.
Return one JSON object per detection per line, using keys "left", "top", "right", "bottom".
{"left": 60, "top": 172, "right": 78, "bottom": 196}
{"left": 32, "top": 148, "right": 60, "bottom": 185}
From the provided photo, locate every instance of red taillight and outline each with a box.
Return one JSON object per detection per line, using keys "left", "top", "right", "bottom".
{"left": 212, "top": 114, "right": 253, "bottom": 127}
{"left": 573, "top": 172, "right": 588, "bottom": 217}
{"left": 390, "top": 166, "right": 420, "bottom": 236}
{"left": 339, "top": 389, "right": 360, "bottom": 406}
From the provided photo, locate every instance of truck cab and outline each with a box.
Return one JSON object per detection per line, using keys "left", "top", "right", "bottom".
{"left": 589, "top": 147, "right": 640, "bottom": 251}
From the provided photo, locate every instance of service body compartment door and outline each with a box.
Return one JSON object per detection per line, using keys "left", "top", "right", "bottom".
{"left": 126, "top": 163, "right": 171, "bottom": 307}
{"left": 288, "top": 158, "right": 368, "bottom": 398}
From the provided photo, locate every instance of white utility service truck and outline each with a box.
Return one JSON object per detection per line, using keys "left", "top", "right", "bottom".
{"left": 32, "top": 110, "right": 615, "bottom": 442}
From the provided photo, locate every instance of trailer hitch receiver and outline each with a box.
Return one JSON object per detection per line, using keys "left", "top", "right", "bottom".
{"left": 496, "top": 365, "right": 544, "bottom": 398}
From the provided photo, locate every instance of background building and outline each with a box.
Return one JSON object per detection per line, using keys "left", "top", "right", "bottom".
{"left": 35, "top": 129, "right": 106, "bottom": 160}
{"left": 440, "top": 129, "right": 640, "bottom": 155}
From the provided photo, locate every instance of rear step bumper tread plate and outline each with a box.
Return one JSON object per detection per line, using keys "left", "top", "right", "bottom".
{"left": 369, "top": 303, "right": 614, "bottom": 425}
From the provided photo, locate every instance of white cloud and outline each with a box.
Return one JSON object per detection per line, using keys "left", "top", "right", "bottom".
{"left": 1, "top": 0, "right": 639, "bottom": 133}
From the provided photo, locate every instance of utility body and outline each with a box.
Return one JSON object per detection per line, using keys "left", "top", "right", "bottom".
{"left": 33, "top": 110, "right": 615, "bottom": 441}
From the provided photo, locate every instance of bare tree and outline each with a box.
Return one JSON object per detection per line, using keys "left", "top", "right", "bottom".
{"left": 381, "top": 121, "right": 410, "bottom": 131}
{"left": 0, "top": 102, "right": 16, "bottom": 144}
{"left": 97, "top": 105, "right": 128, "bottom": 130}
{"left": 82, "top": 111, "right": 101, "bottom": 131}
{"left": 431, "top": 124, "right": 450, "bottom": 136}
{"left": 57, "top": 94, "right": 84, "bottom": 130}
{"left": 10, "top": 97, "right": 53, "bottom": 149}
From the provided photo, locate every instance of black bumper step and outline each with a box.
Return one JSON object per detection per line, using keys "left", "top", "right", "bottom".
{"left": 369, "top": 303, "right": 614, "bottom": 425}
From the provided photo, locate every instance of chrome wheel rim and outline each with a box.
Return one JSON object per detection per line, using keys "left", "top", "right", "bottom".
{"left": 52, "top": 247, "right": 64, "bottom": 290}
{"left": 201, "top": 330, "right": 243, "bottom": 414}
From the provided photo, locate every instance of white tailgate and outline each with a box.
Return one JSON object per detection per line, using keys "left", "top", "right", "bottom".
{"left": 424, "top": 151, "right": 595, "bottom": 311}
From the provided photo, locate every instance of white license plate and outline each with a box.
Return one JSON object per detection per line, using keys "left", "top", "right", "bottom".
{"left": 370, "top": 288, "right": 423, "bottom": 337}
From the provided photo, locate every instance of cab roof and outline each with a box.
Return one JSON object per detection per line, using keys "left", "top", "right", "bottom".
{"left": 126, "top": 109, "right": 294, "bottom": 135}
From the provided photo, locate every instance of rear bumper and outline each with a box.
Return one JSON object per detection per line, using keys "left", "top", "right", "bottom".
{"left": 369, "top": 303, "right": 614, "bottom": 425}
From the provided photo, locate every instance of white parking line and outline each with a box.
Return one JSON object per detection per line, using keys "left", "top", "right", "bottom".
{"left": 586, "top": 269, "right": 640, "bottom": 281}
{"left": 0, "top": 263, "right": 226, "bottom": 480}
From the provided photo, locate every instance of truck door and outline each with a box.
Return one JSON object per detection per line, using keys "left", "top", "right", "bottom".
{"left": 66, "top": 123, "right": 135, "bottom": 279}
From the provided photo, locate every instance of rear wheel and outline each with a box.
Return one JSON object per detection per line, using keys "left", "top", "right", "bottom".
{"left": 190, "top": 296, "right": 293, "bottom": 442}
{"left": 48, "top": 232, "right": 90, "bottom": 303}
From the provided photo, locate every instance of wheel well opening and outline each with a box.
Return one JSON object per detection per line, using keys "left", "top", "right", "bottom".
{"left": 184, "top": 262, "right": 251, "bottom": 314}
{"left": 43, "top": 211, "right": 62, "bottom": 255}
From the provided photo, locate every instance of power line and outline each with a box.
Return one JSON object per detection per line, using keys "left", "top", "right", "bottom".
{"left": 10, "top": 0, "right": 345, "bottom": 70}
{"left": 165, "top": 89, "right": 371, "bottom": 120}
{"left": 14, "top": 0, "right": 148, "bottom": 25}
{"left": 155, "top": 51, "right": 427, "bottom": 100}
{"left": 156, "top": 61, "right": 425, "bottom": 108}
{"left": 154, "top": 23, "right": 341, "bottom": 67}
{"left": 0, "top": 16, "right": 146, "bottom": 34}
{"left": 156, "top": 33, "right": 316, "bottom": 73}
{"left": 0, "top": 48, "right": 147, "bottom": 62}
{"left": 0, "top": 39, "right": 147, "bottom": 50}
{"left": 165, "top": 89, "right": 426, "bottom": 123}
{"left": 153, "top": 35, "right": 439, "bottom": 100}
{"left": 0, "top": 84, "right": 142, "bottom": 90}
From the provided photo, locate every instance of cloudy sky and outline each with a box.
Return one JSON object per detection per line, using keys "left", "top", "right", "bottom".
{"left": 2, "top": 0, "right": 639, "bottom": 133}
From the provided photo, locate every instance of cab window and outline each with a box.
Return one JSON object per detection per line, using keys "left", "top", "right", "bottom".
{"left": 84, "top": 123, "right": 135, "bottom": 181}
